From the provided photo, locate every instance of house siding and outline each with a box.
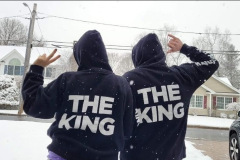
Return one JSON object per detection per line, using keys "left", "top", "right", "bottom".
{"left": 203, "top": 77, "right": 237, "bottom": 93}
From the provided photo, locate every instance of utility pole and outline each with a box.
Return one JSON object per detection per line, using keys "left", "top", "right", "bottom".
{"left": 18, "top": 3, "right": 37, "bottom": 115}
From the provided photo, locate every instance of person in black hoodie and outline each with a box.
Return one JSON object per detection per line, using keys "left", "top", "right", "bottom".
{"left": 22, "top": 30, "right": 133, "bottom": 160}
{"left": 120, "top": 34, "right": 219, "bottom": 160}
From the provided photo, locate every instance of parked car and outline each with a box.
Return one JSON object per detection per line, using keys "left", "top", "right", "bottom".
{"left": 229, "top": 111, "right": 240, "bottom": 160}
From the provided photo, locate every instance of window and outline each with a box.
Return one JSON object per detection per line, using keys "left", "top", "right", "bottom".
{"left": 46, "top": 68, "right": 52, "bottom": 77}
{"left": 44, "top": 67, "right": 56, "bottom": 78}
{"left": 216, "top": 96, "right": 233, "bottom": 109}
{"left": 4, "top": 58, "right": 24, "bottom": 76}
{"left": 190, "top": 95, "right": 204, "bottom": 108}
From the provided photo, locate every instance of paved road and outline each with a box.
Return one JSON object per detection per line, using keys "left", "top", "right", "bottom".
{"left": 186, "top": 128, "right": 229, "bottom": 160}
{"left": 186, "top": 127, "right": 229, "bottom": 141}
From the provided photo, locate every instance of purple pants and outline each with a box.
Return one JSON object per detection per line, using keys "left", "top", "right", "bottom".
{"left": 47, "top": 151, "right": 66, "bottom": 160}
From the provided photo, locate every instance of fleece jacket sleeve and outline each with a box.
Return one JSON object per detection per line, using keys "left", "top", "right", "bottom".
{"left": 21, "top": 65, "right": 65, "bottom": 119}
{"left": 175, "top": 44, "right": 219, "bottom": 89}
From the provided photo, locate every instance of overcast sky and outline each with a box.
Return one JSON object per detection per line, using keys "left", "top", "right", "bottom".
{"left": 0, "top": 1, "right": 240, "bottom": 53}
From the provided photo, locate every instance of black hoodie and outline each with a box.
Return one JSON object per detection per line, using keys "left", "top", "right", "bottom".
{"left": 120, "top": 33, "right": 219, "bottom": 160}
{"left": 22, "top": 30, "right": 133, "bottom": 160}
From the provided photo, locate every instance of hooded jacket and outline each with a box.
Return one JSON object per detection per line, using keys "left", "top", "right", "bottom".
{"left": 22, "top": 30, "right": 133, "bottom": 160}
{"left": 120, "top": 33, "right": 219, "bottom": 160}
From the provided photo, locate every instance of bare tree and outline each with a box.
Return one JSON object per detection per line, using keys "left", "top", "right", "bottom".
{"left": 108, "top": 52, "right": 122, "bottom": 69}
{"left": 32, "top": 35, "right": 46, "bottom": 47}
{"left": 0, "top": 18, "right": 46, "bottom": 47}
{"left": 53, "top": 50, "right": 75, "bottom": 78}
{"left": 68, "top": 53, "right": 78, "bottom": 71}
{"left": 193, "top": 27, "right": 240, "bottom": 88}
{"left": 0, "top": 18, "right": 28, "bottom": 45}
{"left": 193, "top": 27, "right": 222, "bottom": 75}
{"left": 157, "top": 24, "right": 176, "bottom": 53}
{"left": 220, "top": 44, "right": 240, "bottom": 88}
{"left": 111, "top": 53, "right": 134, "bottom": 75}
{"left": 134, "top": 24, "right": 186, "bottom": 66}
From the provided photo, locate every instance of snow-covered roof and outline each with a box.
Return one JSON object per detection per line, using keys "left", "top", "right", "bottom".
{"left": 212, "top": 75, "right": 240, "bottom": 94}
{"left": 218, "top": 77, "right": 232, "bottom": 86}
{"left": 0, "top": 46, "right": 72, "bottom": 65}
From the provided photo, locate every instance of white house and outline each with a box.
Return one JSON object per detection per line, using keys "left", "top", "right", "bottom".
{"left": 0, "top": 46, "right": 72, "bottom": 84}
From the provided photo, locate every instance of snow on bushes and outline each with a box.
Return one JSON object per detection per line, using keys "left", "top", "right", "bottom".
{"left": 0, "top": 75, "right": 19, "bottom": 106}
{"left": 226, "top": 102, "right": 240, "bottom": 111}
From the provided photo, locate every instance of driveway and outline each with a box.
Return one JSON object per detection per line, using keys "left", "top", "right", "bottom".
{"left": 186, "top": 127, "right": 229, "bottom": 160}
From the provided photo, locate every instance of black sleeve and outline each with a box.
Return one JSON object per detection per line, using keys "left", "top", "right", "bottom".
{"left": 123, "top": 80, "right": 134, "bottom": 140}
{"left": 22, "top": 65, "right": 65, "bottom": 119}
{"left": 174, "top": 44, "right": 219, "bottom": 88}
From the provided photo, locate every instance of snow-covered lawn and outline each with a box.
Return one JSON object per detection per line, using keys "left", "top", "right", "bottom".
{"left": 0, "top": 109, "right": 26, "bottom": 115}
{"left": 0, "top": 111, "right": 235, "bottom": 160}
{"left": 187, "top": 115, "right": 235, "bottom": 128}
{"left": 0, "top": 120, "right": 213, "bottom": 160}
{"left": 0, "top": 109, "right": 235, "bottom": 128}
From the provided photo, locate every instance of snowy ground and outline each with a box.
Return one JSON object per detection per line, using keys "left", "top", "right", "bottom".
{"left": 188, "top": 115, "right": 235, "bottom": 128}
{"left": 0, "top": 109, "right": 26, "bottom": 115}
{"left": 0, "top": 110, "right": 235, "bottom": 160}
{"left": 0, "top": 120, "right": 212, "bottom": 160}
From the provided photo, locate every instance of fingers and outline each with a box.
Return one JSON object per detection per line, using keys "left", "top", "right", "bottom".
{"left": 168, "top": 34, "right": 177, "bottom": 39}
{"left": 169, "top": 40, "right": 178, "bottom": 46}
{"left": 48, "top": 55, "right": 61, "bottom": 64}
{"left": 167, "top": 43, "right": 175, "bottom": 48}
{"left": 167, "top": 40, "right": 179, "bottom": 54}
{"left": 47, "top": 49, "right": 57, "bottom": 60}
{"left": 40, "top": 53, "right": 47, "bottom": 58}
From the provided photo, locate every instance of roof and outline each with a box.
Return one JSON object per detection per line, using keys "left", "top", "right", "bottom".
{"left": 0, "top": 46, "right": 72, "bottom": 65}
{"left": 212, "top": 75, "right": 240, "bottom": 94}
{"left": 218, "top": 77, "right": 232, "bottom": 86}
{"left": 201, "top": 85, "right": 216, "bottom": 94}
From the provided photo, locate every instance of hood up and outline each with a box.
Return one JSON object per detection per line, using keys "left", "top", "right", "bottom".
{"left": 132, "top": 33, "right": 166, "bottom": 68}
{"left": 73, "top": 30, "right": 112, "bottom": 71}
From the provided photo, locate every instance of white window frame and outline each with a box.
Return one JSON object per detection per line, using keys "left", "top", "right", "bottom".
{"left": 44, "top": 67, "right": 56, "bottom": 78}
{"left": 4, "top": 65, "right": 24, "bottom": 75}
{"left": 190, "top": 95, "right": 204, "bottom": 109}
{"left": 216, "top": 96, "right": 233, "bottom": 110}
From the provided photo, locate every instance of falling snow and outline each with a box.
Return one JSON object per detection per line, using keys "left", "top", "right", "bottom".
{"left": 130, "top": 80, "right": 134, "bottom": 85}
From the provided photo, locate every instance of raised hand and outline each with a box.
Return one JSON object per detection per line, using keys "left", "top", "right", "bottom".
{"left": 167, "top": 34, "right": 183, "bottom": 54}
{"left": 33, "top": 49, "right": 61, "bottom": 67}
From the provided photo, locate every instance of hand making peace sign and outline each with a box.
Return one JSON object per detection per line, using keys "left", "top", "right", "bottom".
{"left": 33, "top": 49, "right": 61, "bottom": 67}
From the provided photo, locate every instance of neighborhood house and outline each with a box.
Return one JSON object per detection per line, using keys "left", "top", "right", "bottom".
{"left": 189, "top": 75, "right": 240, "bottom": 118}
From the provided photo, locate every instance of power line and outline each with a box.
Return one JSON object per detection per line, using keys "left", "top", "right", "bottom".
{"left": 51, "top": 43, "right": 132, "bottom": 48}
{"left": 36, "top": 40, "right": 73, "bottom": 44}
{"left": 37, "top": 12, "right": 240, "bottom": 36}
{"left": 1, "top": 39, "right": 240, "bottom": 53}
{"left": 35, "top": 15, "right": 50, "bottom": 53}
{"left": 1, "top": 13, "right": 240, "bottom": 36}
{"left": 106, "top": 48, "right": 131, "bottom": 51}
{"left": 3, "top": 40, "right": 240, "bottom": 52}
{"left": 37, "top": 46, "right": 240, "bottom": 55}
{"left": 35, "top": 47, "right": 41, "bottom": 56}
{"left": 202, "top": 50, "right": 240, "bottom": 53}
{"left": 210, "top": 53, "right": 240, "bottom": 55}
{"left": 0, "top": 14, "right": 30, "bottom": 20}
